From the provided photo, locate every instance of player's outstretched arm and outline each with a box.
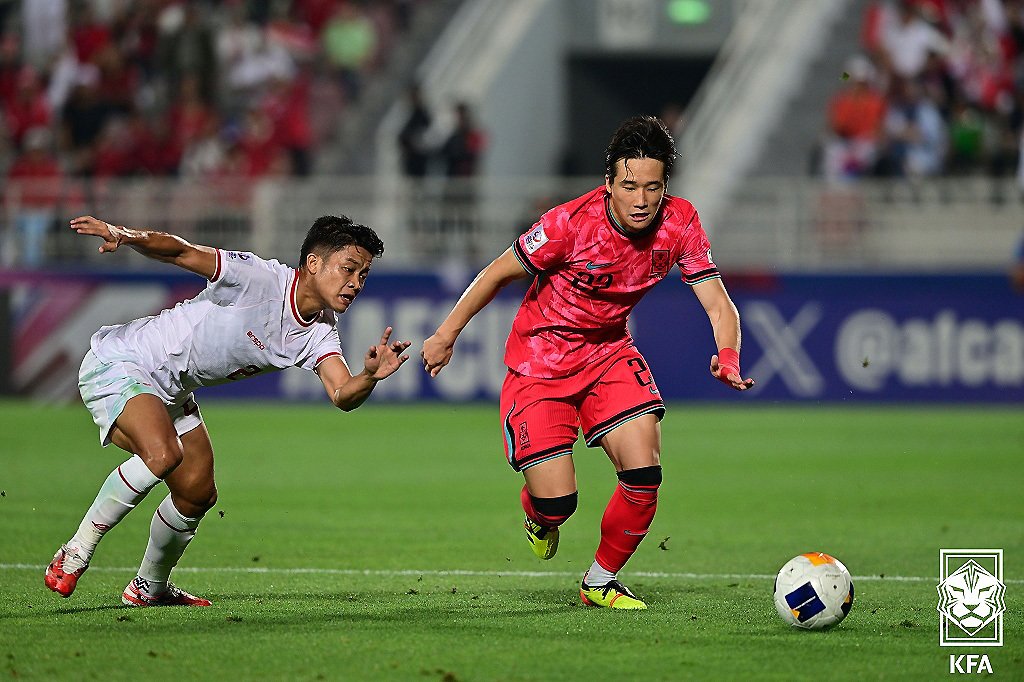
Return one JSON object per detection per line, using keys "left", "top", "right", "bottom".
{"left": 692, "top": 278, "right": 755, "bottom": 391}
{"left": 70, "top": 215, "right": 218, "bottom": 279}
{"left": 421, "top": 247, "right": 530, "bottom": 377}
{"left": 318, "top": 327, "right": 411, "bottom": 411}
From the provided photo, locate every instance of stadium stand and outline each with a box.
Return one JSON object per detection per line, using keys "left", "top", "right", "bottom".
{"left": 0, "top": 0, "right": 432, "bottom": 181}
{"left": 1, "top": 0, "right": 1021, "bottom": 272}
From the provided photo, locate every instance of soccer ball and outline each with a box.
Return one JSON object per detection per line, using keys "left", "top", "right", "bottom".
{"left": 773, "top": 552, "right": 855, "bottom": 630}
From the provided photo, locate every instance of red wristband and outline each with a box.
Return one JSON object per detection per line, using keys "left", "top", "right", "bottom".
{"left": 717, "top": 347, "right": 740, "bottom": 378}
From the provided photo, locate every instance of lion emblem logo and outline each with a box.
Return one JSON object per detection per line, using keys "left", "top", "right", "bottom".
{"left": 937, "top": 559, "right": 1006, "bottom": 636}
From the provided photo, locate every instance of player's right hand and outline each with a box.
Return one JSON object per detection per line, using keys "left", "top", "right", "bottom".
{"left": 421, "top": 331, "right": 456, "bottom": 377}
{"left": 70, "top": 216, "right": 121, "bottom": 253}
{"left": 710, "top": 353, "right": 755, "bottom": 391}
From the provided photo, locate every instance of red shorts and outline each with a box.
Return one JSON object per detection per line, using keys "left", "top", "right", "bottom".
{"left": 499, "top": 345, "right": 665, "bottom": 472}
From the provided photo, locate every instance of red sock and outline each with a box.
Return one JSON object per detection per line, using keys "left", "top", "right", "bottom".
{"left": 594, "top": 470, "right": 660, "bottom": 572}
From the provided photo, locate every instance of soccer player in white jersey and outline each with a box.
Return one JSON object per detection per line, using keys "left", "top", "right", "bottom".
{"left": 44, "top": 214, "right": 411, "bottom": 607}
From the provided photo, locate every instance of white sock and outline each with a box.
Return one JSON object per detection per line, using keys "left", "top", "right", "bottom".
{"left": 136, "top": 495, "right": 201, "bottom": 595}
{"left": 70, "top": 455, "right": 161, "bottom": 559}
{"left": 585, "top": 561, "right": 616, "bottom": 587}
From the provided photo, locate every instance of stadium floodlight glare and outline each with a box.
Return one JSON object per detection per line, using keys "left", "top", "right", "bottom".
{"left": 666, "top": 0, "right": 711, "bottom": 24}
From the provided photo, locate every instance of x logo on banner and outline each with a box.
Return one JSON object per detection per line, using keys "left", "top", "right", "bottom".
{"left": 743, "top": 302, "right": 824, "bottom": 397}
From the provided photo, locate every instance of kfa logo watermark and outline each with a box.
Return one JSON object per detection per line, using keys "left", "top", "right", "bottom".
{"left": 938, "top": 549, "right": 1005, "bottom": 675}
{"left": 937, "top": 549, "right": 1005, "bottom": 646}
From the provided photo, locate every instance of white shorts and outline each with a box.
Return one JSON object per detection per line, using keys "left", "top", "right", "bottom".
{"left": 78, "top": 350, "right": 204, "bottom": 447}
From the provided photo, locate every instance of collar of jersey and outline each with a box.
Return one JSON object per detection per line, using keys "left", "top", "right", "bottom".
{"left": 290, "top": 269, "right": 319, "bottom": 327}
{"left": 604, "top": 194, "right": 663, "bottom": 239}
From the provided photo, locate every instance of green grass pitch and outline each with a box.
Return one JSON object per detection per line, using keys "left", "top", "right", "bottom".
{"left": 1, "top": 400, "right": 1021, "bottom": 680}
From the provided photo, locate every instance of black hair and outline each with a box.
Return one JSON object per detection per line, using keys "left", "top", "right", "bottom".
{"left": 604, "top": 116, "right": 678, "bottom": 182}
{"left": 300, "top": 215, "right": 385, "bottom": 265}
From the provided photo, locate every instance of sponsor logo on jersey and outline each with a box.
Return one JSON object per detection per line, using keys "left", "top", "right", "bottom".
{"left": 523, "top": 225, "right": 548, "bottom": 254}
{"left": 247, "top": 330, "right": 266, "bottom": 351}
{"left": 586, "top": 261, "right": 613, "bottom": 270}
{"left": 227, "top": 251, "right": 250, "bottom": 260}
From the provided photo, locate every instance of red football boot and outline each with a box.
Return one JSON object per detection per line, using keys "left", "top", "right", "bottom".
{"left": 44, "top": 544, "right": 90, "bottom": 598}
{"left": 122, "top": 577, "right": 212, "bottom": 607}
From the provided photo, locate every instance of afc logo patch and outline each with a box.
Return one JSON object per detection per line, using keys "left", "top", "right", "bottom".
{"left": 518, "top": 422, "right": 531, "bottom": 450}
{"left": 651, "top": 250, "right": 670, "bottom": 276}
{"left": 226, "top": 251, "right": 250, "bottom": 261}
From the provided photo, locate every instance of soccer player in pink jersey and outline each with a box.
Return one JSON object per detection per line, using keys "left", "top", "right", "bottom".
{"left": 45, "top": 214, "right": 411, "bottom": 606}
{"left": 422, "top": 116, "right": 753, "bottom": 609}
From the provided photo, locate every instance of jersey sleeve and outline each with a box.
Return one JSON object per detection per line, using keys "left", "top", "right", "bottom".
{"left": 298, "top": 324, "right": 344, "bottom": 372}
{"left": 677, "top": 211, "right": 721, "bottom": 286}
{"left": 511, "top": 208, "right": 574, "bottom": 275}
{"left": 205, "top": 250, "right": 275, "bottom": 304}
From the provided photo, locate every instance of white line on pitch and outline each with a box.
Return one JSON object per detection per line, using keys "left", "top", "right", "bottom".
{"left": 3, "top": 563, "right": 1019, "bottom": 583}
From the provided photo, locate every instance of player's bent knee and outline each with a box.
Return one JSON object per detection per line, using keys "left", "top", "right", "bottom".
{"left": 532, "top": 491, "right": 578, "bottom": 526}
{"left": 204, "top": 487, "right": 218, "bottom": 513}
{"left": 139, "top": 443, "right": 185, "bottom": 479}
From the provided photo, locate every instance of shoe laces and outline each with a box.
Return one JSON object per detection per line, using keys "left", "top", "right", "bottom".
{"left": 60, "top": 545, "right": 89, "bottom": 574}
{"left": 602, "top": 580, "right": 636, "bottom": 599}
{"left": 582, "top": 578, "right": 634, "bottom": 599}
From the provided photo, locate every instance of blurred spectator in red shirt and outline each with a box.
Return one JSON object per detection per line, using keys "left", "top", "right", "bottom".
{"left": 238, "top": 107, "right": 287, "bottom": 176}
{"left": 4, "top": 67, "right": 52, "bottom": 150}
{"left": 168, "top": 74, "right": 216, "bottom": 151}
{"left": 134, "top": 113, "right": 183, "bottom": 176}
{"left": 71, "top": 2, "right": 112, "bottom": 64}
{"left": 294, "top": 0, "right": 337, "bottom": 36}
{"left": 95, "top": 44, "right": 141, "bottom": 116}
{"left": 0, "top": 31, "right": 19, "bottom": 107}
{"left": 92, "top": 117, "right": 137, "bottom": 178}
{"left": 822, "top": 56, "right": 888, "bottom": 181}
{"left": 4, "top": 127, "right": 63, "bottom": 267}
{"left": 259, "top": 72, "right": 313, "bottom": 175}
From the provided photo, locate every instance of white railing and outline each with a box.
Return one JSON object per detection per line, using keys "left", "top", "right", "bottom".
{"left": 2, "top": 175, "right": 1020, "bottom": 271}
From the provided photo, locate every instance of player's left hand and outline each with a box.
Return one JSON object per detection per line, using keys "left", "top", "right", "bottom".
{"left": 363, "top": 326, "right": 411, "bottom": 380}
{"left": 70, "top": 215, "right": 122, "bottom": 253}
{"left": 710, "top": 354, "right": 755, "bottom": 391}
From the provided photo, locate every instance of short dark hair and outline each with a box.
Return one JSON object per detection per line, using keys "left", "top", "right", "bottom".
{"left": 300, "top": 215, "right": 385, "bottom": 265}
{"left": 604, "top": 116, "right": 677, "bottom": 182}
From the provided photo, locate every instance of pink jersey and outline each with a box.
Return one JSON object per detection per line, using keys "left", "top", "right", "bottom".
{"left": 506, "top": 187, "right": 719, "bottom": 378}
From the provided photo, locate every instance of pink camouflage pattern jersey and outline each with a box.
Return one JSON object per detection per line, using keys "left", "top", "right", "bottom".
{"left": 507, "top": 186, "right": 720, "bottom": 379}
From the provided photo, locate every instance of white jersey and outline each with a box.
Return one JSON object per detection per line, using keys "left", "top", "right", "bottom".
{"left": 89, "top": 250, "right": 343, "bottom": 403}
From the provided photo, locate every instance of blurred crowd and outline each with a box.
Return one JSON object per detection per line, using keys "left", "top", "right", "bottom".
{"left": 820, "top": 0, "right": 1024, "bottom": 185}
{"left": 1, "top": 0, "right": 420, "bottom": 181}
{"left": 0, "top": 0, "right": 421, "bottom": 266}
